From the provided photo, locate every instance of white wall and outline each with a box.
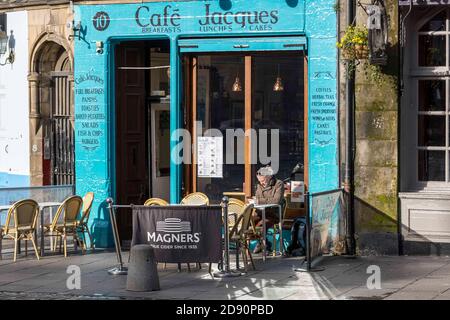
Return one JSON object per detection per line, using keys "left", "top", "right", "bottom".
{"left": 0, "top": 11, "right": 29, "bottom": 188}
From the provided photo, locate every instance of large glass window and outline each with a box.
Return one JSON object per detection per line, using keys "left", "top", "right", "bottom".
{"left": 251, "top": 54, "right": 304, "bottom": 186}
{"left": 191, "top": 52, "right": 305, "bottom": 202}
{"left": 416, "top": 10, "right": 450, "bottom": 184}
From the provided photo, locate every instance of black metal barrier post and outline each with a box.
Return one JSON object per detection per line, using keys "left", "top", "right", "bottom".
{"left": 107, "top": 198, "right": 128, "bottom": 275}
{"left": 213, "top": 196, "right": 242, "bottom": 278}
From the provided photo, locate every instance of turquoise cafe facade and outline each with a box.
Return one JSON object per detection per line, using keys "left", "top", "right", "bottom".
{"left": 73, "top": 0, "right": 339, "bottom": 247}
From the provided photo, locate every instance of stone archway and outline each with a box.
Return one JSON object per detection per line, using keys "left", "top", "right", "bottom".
{"left": 28, "top": 32, "right": 74, "bottom": 186}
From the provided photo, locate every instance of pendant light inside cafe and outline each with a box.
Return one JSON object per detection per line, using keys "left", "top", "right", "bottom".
{"left": 273, "top": 64, "right": 284, "bottom": 92}
{"left": 232, "top": 71, "right": 242, "bottom": 92}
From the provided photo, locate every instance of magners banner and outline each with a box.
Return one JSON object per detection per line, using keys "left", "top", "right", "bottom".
{"left": 131, "top": 206, "right": 222, "bottom": 263}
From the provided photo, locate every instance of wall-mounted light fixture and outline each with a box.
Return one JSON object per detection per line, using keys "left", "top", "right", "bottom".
{"left": 67, "top": 0, "right": 82, "bottom": 41}
{"left": 0, "top": 27, "right": 15, "bottom": 66}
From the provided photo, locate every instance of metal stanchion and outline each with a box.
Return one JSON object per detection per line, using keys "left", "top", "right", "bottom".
{"left": 295, "top": 192, "right": 324, "bottom": 273}
{"left": 214, "top": 196, "right": 242, "bottom": 278}
{"left": 107, "top": 198, "right": 128, "bottom": 275}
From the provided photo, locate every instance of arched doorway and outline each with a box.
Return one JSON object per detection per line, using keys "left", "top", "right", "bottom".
{"left": 29, "top": 36, "right": 74, "bottom": 186}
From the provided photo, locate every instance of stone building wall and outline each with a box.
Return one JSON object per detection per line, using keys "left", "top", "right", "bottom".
{"left": 339, "top": 0, "right": 400, "bottom": 255}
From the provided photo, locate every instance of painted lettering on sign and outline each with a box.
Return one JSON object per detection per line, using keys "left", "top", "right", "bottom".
{"left": 198, "top": 4, "right": 279, "bottom": 32}
{"left": 75, "top": 70, "right": 105, "bottom": 152}
{"left": 134, "top": 3, "right": 281, "bottom": 34}
{"left": 135, "top": 5, "right": 182, "bottom": 33}
{"left": 310, "top": 83, "right": 336, "bottom": 146}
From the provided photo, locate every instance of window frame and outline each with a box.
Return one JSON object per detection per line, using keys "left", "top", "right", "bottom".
{"left": 411, "top": 8, "right": 450, "bottom": 190}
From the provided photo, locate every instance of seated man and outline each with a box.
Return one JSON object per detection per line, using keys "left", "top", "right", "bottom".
{"left": 252, "top": 166, "right": 285, "bottom": 253}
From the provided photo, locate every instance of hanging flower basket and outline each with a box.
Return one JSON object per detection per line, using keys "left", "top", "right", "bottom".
{"left": 355, "top": 44, "right": 369, "bottom": 60}
{"left": 337, "top": 25, "right": 369, "bottom": 61}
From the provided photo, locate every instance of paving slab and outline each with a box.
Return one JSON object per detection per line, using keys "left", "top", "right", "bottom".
{"left": 1, "top": 251, "right": 450, "bottom": 300}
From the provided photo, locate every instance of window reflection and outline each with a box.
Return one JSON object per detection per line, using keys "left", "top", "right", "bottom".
{"left": 418, "top": 115, "right": 446, "bottom": 147}
{"left": 419, "top": 11, "right": 446, "bottom": 32}
{"left": 419, "top": 80, "right": 445, "bottom": 112}
{"left": 419, "top": 35, "right": 446, "bottom": 67}
{"left": 419, "top": 150, "right": 445, "bottom": 181}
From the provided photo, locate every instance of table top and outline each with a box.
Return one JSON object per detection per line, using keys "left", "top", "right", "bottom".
{"left": 0, "top": 202, "right": 61, "bottom": 211}
{"left": 38, "top": 202, "right": 61, "bottom": 208}
{"left": 223, "top": 192, "right": 246, "bottom": 196}
{"left": 254, "top": 203, "right": 281, "bottom": 209}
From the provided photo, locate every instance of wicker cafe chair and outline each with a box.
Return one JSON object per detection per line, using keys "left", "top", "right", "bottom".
{"left": 0, "top": 199, "right": 40, "bottom": 262}
{"left": 226, "top": 198, "right": 245, "bottom": 231}
{"left": 76, "top": 192, "right": 95, "bottom": 251}
{"left": 144, "top": 198, "right": 169, "bottom": 206}
{"left": 44, "top": 196, "right": 84, "bottom": 257}
{"left": 142, "top": 197, "right": 177, "bottom": 269}
{"left": 180, "top": 192, "right": 210, "bottom": 272}
{"left": 180, "top": 192, "right": 210, "bottom": 206}
{"left": 229, "top": 203, "right": 256, "bottom": 272}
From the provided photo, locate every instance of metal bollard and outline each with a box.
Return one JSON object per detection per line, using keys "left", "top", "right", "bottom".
{"left": 126, "top": 244, "right": 160, "bottom": 291}
{"left": 214, "top": 196, "right": 242, "bottom": 278}
{"left": 107, "top": 198, "right": 128, "bottom": 275}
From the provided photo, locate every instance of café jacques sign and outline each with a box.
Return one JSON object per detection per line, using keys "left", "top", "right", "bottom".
{"left": 134, "top": 3, "right": 281, "bottom": 33}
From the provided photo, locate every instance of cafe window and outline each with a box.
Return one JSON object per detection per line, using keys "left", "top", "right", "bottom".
{"left": 183, "top": 49, "right": 305, "bottom": 202}
{"left": 414, "top": 10, "right": 450, "bottom": 185}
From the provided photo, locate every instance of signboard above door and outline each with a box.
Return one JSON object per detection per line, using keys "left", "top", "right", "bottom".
{"left": 75, "top": 0, "right": 306, "bottom": 38}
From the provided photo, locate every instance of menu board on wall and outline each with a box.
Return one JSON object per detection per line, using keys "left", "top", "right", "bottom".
{"left": 197, "top": 137, "right": 223, "bottom": 178}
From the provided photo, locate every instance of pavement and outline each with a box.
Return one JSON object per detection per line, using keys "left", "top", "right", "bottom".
{"left": 1, "top": 247, "right": 450, "bottom": 300}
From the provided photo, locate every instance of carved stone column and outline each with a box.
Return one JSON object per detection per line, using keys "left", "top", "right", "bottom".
{"left": 28, "top": 72, "right": 42, "bottom": 186}
{"left": 28, "top": 72, "right": 40, "bottom": 134}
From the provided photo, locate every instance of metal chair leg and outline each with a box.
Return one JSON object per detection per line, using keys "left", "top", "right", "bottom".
{"left": 246, "top": 241, "right": 255, "bottom": 270}
{"left": 86, "top": 227, "right": 94, "bottom": 250}
{"left": 241, "top": 247, "right": 248, "bottom": 272}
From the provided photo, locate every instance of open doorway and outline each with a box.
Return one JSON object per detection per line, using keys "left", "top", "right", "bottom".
{"left": 114, "top": 40, "right": 170, "bottom": 241}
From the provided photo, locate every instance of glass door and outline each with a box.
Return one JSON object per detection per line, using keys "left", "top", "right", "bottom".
{"left": 185, "top": 51, "right": 306, "bottom": 203}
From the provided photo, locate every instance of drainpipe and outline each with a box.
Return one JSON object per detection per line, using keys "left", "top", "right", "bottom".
{"left": 344, "top": 0, "right": 356, "bottom": 256}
